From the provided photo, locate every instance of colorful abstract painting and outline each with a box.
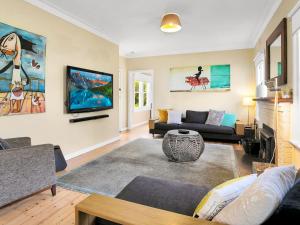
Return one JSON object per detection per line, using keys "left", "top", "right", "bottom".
{"left": 0, "top": 22, "right": 46, "bottom": 116}
{"left": 170, "top": 65, "right": 231, "bottom": 92}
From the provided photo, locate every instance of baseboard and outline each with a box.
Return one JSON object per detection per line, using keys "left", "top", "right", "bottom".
{"left": 130, "top": 121, "right": 148, "bottom": 129}
{"left": 120, "top": 127, "right": 128, "bottom": 132}
{"left": 65, "top": 136, "right": 121, "bottom": 160}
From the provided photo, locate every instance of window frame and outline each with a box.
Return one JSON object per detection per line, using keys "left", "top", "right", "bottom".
{"left": 291, "top": 30, "right": 300, "bottom": 147}
{"left": 134, "top": 80, "right": 151, "bottom": 112}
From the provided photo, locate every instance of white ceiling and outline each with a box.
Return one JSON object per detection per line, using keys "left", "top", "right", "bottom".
{"left": 27, "top": 0, "right": 282, "bottom": 58}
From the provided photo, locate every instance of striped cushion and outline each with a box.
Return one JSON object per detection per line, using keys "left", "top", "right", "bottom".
{"left": 193, "top": 174, "right": 257, "bottom": 220}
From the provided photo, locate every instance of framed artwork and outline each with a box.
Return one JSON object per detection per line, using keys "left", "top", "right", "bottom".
{"left": 170, "top": 64, "right": 231, "bottom": 92}
{"left": 0, "top": 22, "right": 46, "bottom": 116}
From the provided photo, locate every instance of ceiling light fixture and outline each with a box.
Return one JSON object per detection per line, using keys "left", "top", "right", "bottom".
{"left": 160, "top": 13, "right": 182, "bottom": 33}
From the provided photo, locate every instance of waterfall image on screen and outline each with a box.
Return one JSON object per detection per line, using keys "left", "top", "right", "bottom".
{"left": 67, "top": 66, "right": 113, "bottom": 113}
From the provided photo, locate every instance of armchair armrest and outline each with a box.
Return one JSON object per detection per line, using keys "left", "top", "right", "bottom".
{"left": 149, "top": 119, "right": 159, "bottom": 130}
{"left": 5, "top": 137, "right": 31, "bottom": 148}
{"left": 75, "top": 194, "right": 224, "bottom": 225}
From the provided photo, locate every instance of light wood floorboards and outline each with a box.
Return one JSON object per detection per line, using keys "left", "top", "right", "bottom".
{"left": 0, "top": 125, "right": 251, "bottom": 225}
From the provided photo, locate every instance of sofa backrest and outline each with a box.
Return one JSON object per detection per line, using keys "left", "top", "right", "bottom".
{"left": 185, "top": 110, "right": 209, "bottom": 124}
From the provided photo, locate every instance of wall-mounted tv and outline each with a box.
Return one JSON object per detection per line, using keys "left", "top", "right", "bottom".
{"left": 66, "top": 66, "right": 113, "bottom": 113}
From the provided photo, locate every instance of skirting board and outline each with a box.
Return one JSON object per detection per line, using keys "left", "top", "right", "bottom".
{"left": 129, "top": 121, "right": 148, "bottom": 129}
{"left": 120, "top": 127, "right": 128, "bottom": 132}
{"left": 64, "top": 136, "right": 121, "bottom": 160}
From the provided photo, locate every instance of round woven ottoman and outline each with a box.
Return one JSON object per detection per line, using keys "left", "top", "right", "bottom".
{"left": 162, "top": 130, "right": 205, "bottom": 162}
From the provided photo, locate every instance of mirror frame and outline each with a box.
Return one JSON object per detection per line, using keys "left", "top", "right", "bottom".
{"left": 266, "top": 18, "right": 287, "bottom": 86}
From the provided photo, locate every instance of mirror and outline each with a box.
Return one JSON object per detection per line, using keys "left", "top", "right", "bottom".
{"left": 266, "top": 18, "right": 287, "bottom": 86}
{"left": 270, "top": 36, "right": 282, "bottom": 79}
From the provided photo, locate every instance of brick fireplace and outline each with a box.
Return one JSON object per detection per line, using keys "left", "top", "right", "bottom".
{"left": 256, "top": 100, "right": 294, "bottom": 166}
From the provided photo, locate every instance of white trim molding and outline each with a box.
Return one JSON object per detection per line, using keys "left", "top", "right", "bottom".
{"left": 288, "top": 0, "right": 300, "bottom": 18}
{"left": 64, "top": 136, "right": 121, "bottom": 160}
{"left": 290, "top": 140, "right": 300, "bottom": 150}
{"left": 24, "top": 0, "right": 118, "bottom": 45}
{"left": 130, "top": 121, "right": 148, "bottom": 129}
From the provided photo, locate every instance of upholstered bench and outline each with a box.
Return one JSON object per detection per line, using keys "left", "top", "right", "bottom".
{"left": 95, "top": 176, "right": 209, "bottom": 225}
{"left": 95, "top": 173, "right": 300, "bottom": 225}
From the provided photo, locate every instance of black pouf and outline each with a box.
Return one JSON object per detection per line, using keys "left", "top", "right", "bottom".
{"left": 54, "top": 145, "right": 67, "bottom": 172}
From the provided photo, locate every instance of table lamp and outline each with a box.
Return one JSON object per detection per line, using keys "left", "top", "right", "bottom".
{"left": 243, "top": 97, "right": 254, "bottom": 125}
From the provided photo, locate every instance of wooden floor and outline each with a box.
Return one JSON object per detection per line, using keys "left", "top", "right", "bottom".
{"left": 0, "top": 125, "right": 252, "bottom": 225}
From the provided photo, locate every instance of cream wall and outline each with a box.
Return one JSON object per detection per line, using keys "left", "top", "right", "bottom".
{"left": 0, "top": 0, "right": 119, "bottom": 156}
{"left": 254, "top": 0, "right": 299, "bottom": 88}
{"left": 126, "top": 49, "right": 255, "bottom": 122}
{"left": 254, "top": 0, "right": 300, "bottom": 168}
{"left": 132, "top": 111, "right": 150, "bottom": 126}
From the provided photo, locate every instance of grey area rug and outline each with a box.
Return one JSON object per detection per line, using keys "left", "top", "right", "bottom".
{"left": 58, "top": 138, "right": 239, "bottom": 197}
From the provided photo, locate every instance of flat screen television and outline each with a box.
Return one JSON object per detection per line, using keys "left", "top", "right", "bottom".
{"left": 66, "top": 66, "right": 113, "bottom": 113}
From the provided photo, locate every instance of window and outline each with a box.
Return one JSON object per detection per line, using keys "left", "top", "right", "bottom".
{"left": 134, "top": 81, "right": 140, "bottom": 109}
{"left": 292, "top": 30, "right": 300, "bottom": 146}
{"left": 254, "top": 52, "right": 265, "bottom": 122}
{"left": 134, "top": 80, "right": 150, "bottom": 111}
{"left": 254, "top": 52, "right": 265, "bottom": 86}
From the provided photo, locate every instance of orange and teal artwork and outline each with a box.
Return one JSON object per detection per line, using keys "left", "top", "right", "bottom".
{"left": 0, "top": 22, "right": 46, "bottom": 116}
{"left": 170, "top": 65, "right": 230, "bottom": 92}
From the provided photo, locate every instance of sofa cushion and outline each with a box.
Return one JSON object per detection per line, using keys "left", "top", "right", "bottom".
{"left": 221, "top": 113, "right": 237, "bottom": 128}
{"left": 167, "top": 110, "right": 182, "bottom": 124}
{"left": 186, "top": 110, "right": 208, "bottom": 124}
{"left": 95, "top": 176, "right": 209, "bottom": 225}
{"left": 262, "top": 178, "right": 300, "bottom": 225}
{"left": 213, "top": 166, "right": 297, "bottom": 225}
{"left": 205, "top": 110, "right": 225, "bottom": 126}
{"left": 194, "top": 174, "right": 257, "bottom": 220}
{"left": 158, "top": 109, "right": 169, "bottom": 122}
{"left": 155, "top": 122, "right": 180, "bottom": 130}
{"left": 0, "top": 138, "right": 11, "bottom": 150}
{"left": 180, "top": 123, "right": 235, "bottom": 135}
{"left": 117, "top": 176, "right": 209, "bottom": 216}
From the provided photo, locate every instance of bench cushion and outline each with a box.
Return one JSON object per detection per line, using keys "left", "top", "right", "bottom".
{"left": 95, "top": 176, "right": 209, "bottom": 225}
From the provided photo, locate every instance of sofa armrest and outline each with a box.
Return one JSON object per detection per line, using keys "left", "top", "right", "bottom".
{"left": 5, "top": 137, "right": 31, "bottom": 148}
{"left": 75, "top": 194, "right": 224, "bottom": 225}
{"left": 149, "top": 119, "right": 159, "bottom": 130}
{"left": 0, "top": 144, "right": 56, "bottom": 207}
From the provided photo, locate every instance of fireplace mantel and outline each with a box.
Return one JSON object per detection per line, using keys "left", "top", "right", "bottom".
{"left": 253, "top": 97, "right": 293, "bottom": 103}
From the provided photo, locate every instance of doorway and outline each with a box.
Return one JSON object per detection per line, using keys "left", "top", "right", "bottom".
{"left": 119, "top": 69, "right": 127, "bottom": 131}
{"left": 128, "top": 70, "right": 154, "bottom": 129}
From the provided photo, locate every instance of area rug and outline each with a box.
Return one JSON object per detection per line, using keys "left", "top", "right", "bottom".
{"left": 57, "top": 138, "right": 239, "bottom": 196}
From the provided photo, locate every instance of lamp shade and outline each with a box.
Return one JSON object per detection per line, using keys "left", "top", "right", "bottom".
{"left": 243, "top": 97, "right": 254, "bottom": 106}
{"left": 160, "top": 13, "right": 182, "bottom": 33}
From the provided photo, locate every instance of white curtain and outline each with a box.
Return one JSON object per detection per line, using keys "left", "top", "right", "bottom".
{"left": 291, "top": 3, "right": 300, "bottom": 146}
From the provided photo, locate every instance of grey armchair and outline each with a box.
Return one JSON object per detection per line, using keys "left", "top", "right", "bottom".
{"left": 0, "top": 137, "right": 56, "bottom": 208}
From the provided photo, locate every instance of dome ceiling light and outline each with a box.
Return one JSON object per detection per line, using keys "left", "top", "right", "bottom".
{"left": 160, "top": 13, "right": 182, "bottom": 33}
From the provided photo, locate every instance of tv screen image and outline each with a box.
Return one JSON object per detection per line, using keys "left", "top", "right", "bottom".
{"left": 67, "top": 66, "right": 113, "bottom": 113}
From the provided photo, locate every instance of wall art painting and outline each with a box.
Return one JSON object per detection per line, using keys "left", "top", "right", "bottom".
{"left": 0, "top": 22, "right": 46, "bottom": 116}
{"left": 170, "top": 64, "right": 231, "bottom": 92}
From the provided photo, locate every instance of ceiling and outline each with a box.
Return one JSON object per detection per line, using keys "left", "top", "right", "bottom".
{"left": 27, "top": 0, "right": 282, "bottom": 58}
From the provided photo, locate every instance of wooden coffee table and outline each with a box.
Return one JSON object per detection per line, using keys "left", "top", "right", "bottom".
{"left": 75, "top": 194, "right": 223, "bottom": 225}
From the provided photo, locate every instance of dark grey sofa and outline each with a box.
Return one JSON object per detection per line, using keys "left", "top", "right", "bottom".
{"left": 150, "top": 110, "right": 241, "bottom": 142}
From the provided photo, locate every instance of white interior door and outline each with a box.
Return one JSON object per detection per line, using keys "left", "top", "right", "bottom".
{"left": 119, "top": 69, "right": 126, "bottom": 131}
